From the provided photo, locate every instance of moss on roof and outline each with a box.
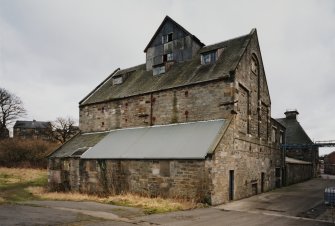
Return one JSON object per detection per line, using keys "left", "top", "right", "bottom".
{"left": 80, "top": 32, "right": 252, "bottom": 106}
{"left": 50, "top": 132, "right": 109, "bottom": 158}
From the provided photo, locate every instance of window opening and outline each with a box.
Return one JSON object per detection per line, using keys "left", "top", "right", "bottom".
{"left": 153, "top": 65, "right": 166, "bottom": 76}
{"left": 201, "top": 51, "right": 217, "bottom": 65}
{"left": 162, "top": 33, "right": 173, "bottom": 44}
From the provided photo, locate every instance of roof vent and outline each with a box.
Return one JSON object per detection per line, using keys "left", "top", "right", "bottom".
{"left": 284, "top": 109, "right": 299, "bottom": 120}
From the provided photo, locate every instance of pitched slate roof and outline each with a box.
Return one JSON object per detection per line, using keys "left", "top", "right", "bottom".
{"left": 275, "top": 118, "right": 313, "bottom": 144}
{"left": 52, "top": 120, "right": 228, "bottom": 159}
{"left": 80, "top": 30, "right": 253, "bottom": 106}
{"left": 14, "top": 120, "right": 50, "bottom": 129}
{"left": 50, "top": 132, "right": 109, "bottom": 158}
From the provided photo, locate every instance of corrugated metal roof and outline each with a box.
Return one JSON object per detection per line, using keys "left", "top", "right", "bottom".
{"left": 81, "top": 119, "right": 226, "bottom": 159}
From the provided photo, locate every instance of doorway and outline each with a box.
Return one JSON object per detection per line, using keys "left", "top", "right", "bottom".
{"left": 229, "top": 170, "right": 234, "bottom": 201}
{"left": 261, "top": 172, "right": 265, "bottom": 193}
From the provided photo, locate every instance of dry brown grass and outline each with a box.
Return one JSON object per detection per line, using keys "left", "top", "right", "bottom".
{"left": 0, "top": 167, "right": 46, "bottom": 185}
{"left": 1, "top": 167, "right": 201, "bottom": 213}
{"left": 26, "top": 186, "right": 199, "bottom": 213}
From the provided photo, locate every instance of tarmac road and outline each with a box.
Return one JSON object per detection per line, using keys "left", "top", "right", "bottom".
{"left": 1, "top": 176, "right": 335, "bottom": 225}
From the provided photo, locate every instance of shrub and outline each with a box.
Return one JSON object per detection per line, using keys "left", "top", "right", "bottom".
{"left": 0, "top": 139, "right": 59, "bottom": 168}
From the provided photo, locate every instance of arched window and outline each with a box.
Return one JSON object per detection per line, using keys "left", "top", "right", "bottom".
{"left": 251, "top": 54, "right": 259, "bottom": 75}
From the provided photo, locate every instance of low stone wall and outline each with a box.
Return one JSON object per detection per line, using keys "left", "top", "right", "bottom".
{"left": 48, "top": 158, "right": 211, "bottom": 203}
{"left": 285, "top": 163, "right": 312, "bottom": 186}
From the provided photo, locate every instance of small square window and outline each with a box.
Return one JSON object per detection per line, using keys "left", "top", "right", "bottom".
{"left": 112, "top": 76, "right": 123, "bottom": 85}
{"left": 153, "top": 65, "right": 166, "bottom": 76}
{"left": 201, "top": 51, "right": 217, "bottom": 65}
{"left": 163, "top": 53, "right": 173, "bottom": 62}
{"left": 162, "top": 33, "right": 173, "bottom": 44}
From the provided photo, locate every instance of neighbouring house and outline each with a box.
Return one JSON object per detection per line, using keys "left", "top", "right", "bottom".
{"left": 14, "top": 120, "right": 52, "bottom": 140}
{"left": 48, "top": 16, "right": 314, "bottom": 205}
{"left": 324, "top": 151, "right": 335, "bottom": 174}
{"left": 275, "top": 110, "right": 319, "bottom": 184}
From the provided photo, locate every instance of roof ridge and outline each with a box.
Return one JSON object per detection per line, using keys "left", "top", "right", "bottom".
{"left": 202, "top": 33, "right": 250, "bottom": 49}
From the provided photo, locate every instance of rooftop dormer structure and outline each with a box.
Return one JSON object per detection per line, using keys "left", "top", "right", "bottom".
{"left": 144, "top": 16, "right": 204, "bottom": 75}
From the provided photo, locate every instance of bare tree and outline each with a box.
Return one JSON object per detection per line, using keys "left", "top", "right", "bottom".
{"left": 51, "top": 117, "right": 79, "bottom": 144}
{"left": 0, "top": 88, "right": 26, "bottom": 138}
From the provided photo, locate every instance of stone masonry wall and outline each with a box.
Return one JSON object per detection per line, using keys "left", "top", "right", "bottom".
{"left": 48, "top": 158, "right": 80, "bottom": 192}
{"left": 49, "top": 159, "right": 211, "bottom": 202}
{"left": 79, "top": 81, "right": 234, "bottom": 132}
{"left": 205, "top": 32, "right": 283, "bottom": 205}
{"left": 209, "top": 118, "right": 282, "bottom": 205}
{"left": 235, "top": 31, "right": 270, "bottom": 141}
{"left": 285, "top": 163, "right": 312, "bottom": 186}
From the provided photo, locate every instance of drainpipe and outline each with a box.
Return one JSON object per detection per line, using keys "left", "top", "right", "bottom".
{"left": 150, "top": 93, "right": 154, "bottom": 126}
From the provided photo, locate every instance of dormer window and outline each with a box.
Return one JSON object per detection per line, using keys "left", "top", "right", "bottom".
{"left": 153, "top": 65, "right": 165, "bottom": 76}
{"left": 112, "top": 75, "right": 123, "bottom": 85}
{"left": 162, "top": 33, "right": 173, "bottom": 44}
{"left": 201, "top": 51, "right": 217, "bottom": 65}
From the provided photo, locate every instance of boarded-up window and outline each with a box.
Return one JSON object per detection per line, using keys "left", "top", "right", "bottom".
{"left": 238, "top": 85, "right": 250, "bottom": 134}
{"left": 153, "top": 65, "right": 166, "bottom": 76}
{"left": 113, "top": 76, "right": 123, "bottom": 85}
{"left": 86, "top": 161, "right": 97, "bottom": 171}
{"left": 272, "top": 127, "right": 277, "bottom": 143}
{"left": 160, "top": 161, "right": 170, "bottom": 177}
{"left": 63, "top": 160, "right": 70, "bottom": 171}
{"left": 260, "top": 103, "right": 268, "bottom": 140}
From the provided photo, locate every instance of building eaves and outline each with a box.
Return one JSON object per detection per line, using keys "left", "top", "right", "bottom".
{"left": 79, "top": 68, "right": 120, "bottom": 105}
{"left": 49, "top": 131, "right": 109, "bottom": 158}
{"left": 81, "top": 119, "right": 227, "bottom": 159}
{"left": 80, "top": 33, "right": 251, "bottom": 106}
{"left": 275, "top": 118, "right": 313, "bottom": 144}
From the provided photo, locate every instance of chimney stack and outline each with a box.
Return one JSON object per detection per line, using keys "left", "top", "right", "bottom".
{"left": 284, "top": 110, "right": 299, "bottom": 120}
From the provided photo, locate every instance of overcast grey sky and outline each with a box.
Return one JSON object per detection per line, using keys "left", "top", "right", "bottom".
{"left": 0, "top": 0, "right": 334, "bottom": 155}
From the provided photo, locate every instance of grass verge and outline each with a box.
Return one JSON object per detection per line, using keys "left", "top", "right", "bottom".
{"left": 0, "top": 167, "right": 47, "bottom": 203}
{"left": 1, "top": 167, "right": 201, "bottom": 214}
{"left": 26, "top": 186, "right": 200, "bottom": 214}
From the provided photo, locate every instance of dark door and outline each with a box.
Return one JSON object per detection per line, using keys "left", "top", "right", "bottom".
{"left": 252, "top": 183, "right": 258, "bottom": 195}
{"left": 261, "top": 172, "right": 265, "bottom": 193}
{"left": 229, "top": 170, "right": 234, "bottom": 201}
{"left": 275, "top": 167, "right": 281, "bottom": 188}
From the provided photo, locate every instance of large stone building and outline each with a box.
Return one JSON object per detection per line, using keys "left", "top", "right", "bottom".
{"left": 49, "top": 16, "right": 309, "bottom": 205}
{"left": 14, "top": 120, "right": 52, "bottom": 140}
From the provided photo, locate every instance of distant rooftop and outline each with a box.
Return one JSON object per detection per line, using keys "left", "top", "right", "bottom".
{"left": 14, "top": 120, "right": 51, "bottom": 129}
